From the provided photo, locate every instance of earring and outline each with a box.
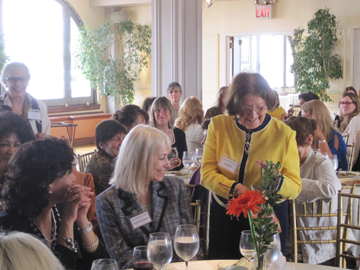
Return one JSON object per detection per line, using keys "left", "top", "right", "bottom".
{"left": 48, "top": 187, "right": 53, "bottom": 194}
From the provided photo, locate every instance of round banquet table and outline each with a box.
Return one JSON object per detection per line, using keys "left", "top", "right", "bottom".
{"left": 163, "top": 260, "right": 344, "bottom": 270}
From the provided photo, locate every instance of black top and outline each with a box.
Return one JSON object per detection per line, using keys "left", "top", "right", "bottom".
{"left": 0, "top": 207, "right": 108, "bottom": 270}
{"left": 171, "top": 127, "right": 187, "bottom": 171}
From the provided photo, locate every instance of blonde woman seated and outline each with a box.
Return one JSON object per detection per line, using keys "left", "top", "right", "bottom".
{"left": 96, "top": 125, "right": 201, "bottom": 270}
{"left": 175, "top": 96, "right": 204, "bottom": 153}
{"left": 266, "top": 90, "right": 287, "bottom": 121}
{"left": 285, "top": 116, "right": 341, "bottom": 266}
{"left": 301, "top": 100, "right": 348, "bottom": 171}
{"left": 0, "top": 232, "right": 64, "bottom": 270}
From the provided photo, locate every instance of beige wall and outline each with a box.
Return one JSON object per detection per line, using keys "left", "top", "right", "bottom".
{"left": 68, "top": 0, "right": 106, "bottom": 29}
{"left": 202, "top": 0, "right": 360, "bottom": 113}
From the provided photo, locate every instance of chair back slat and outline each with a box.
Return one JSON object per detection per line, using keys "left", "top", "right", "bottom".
{"left": 77, "top": 151, "right": 96, "bottom": 173}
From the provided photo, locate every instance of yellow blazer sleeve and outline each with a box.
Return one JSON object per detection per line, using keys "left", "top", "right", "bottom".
{"left": 278, "top": 130, "right": 302, "bottom": 200}
{"left": 201, "top": 119, "right": 236, "bottom": 199}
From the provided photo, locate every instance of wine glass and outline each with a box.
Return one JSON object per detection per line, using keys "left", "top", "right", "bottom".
{"left": 174, "top": 224, "right": 200, "bottom": 270}
{"left": 182, "top": 151, "right": 194, "bottom": 180}
{"left": 239, "top": 230, "right": 255, "bottom": 268}
{"left": 91, "top": 259, "right": 118, "bottom": 270}
{"left": 147, "top": 232, "right": 173, "bottom": 270}
{"left": 133, "top": 246, "right": 153, "bottom": 270}
{"left": 325, "top": 153, "right": 339, "bottom": 171}
{"left": 264, "top": 233, "right": 281, "bottom": 269}
{"left": 194, "top": 148, "right": 203, "bottom": 166}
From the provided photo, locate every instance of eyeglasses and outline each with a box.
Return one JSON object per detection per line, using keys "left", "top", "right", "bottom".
{"left": 243, "top": 105, "right": 267, "bottom": 114}
{"left": 339, "top": 102, "right": 355, "bottom": 106}
{"left": 5, "top": 76, "right": 29, "bottom": 83}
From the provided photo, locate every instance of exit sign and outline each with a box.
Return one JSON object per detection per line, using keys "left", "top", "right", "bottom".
{"left": 255, "top": 5, "right": 273, "bottom": 18}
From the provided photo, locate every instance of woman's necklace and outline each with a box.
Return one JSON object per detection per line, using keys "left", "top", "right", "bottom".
{"left": 30, "top": 209, "right": 57, "bottom": 243}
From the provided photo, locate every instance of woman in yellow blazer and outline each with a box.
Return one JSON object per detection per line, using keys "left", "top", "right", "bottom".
{"left": 201, "top": 72, "right": 302, "bottom": 259}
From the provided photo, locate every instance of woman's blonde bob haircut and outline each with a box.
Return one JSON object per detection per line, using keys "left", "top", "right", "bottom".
{"left": 110, "top": 125, "right": 171, "bottom": 195}
{"left": 226, "top": 72, "right": 277, "bottom": 117}
{"left": 0, "top": 232, "right": 64, "bottom": 270}
{"left": 175, "top": 96, "right": 204, "bottom": 131}
{"left": 301, "top": 100, "right": 338, "bottom": 142}
{"left": 149, "top": 96, "right": 176, "bottom": 129}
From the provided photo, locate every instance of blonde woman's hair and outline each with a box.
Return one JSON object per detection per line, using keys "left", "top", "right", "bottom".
{"left": 301, "top": 100, "right": 337, "bottom": 142}
{"left": 110, "top": 125, "right": 171, "bottom": 195}
{"left": 149, "top": 96, "right": 176, "bottom": 129}
{"left": 0, "top": 232, "right": 64, "bottom": 270}
{"left": 175, "top": 96, "right": 204, "bottom": 131}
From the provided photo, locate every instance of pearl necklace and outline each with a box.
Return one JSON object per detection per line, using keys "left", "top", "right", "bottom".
{"left": 30, "top": 209, "right": 57, "bottom": 243}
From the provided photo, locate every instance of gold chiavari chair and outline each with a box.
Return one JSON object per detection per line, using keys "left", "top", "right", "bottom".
{"left": 191, "top": 200, "right": 201, "bottom": 233}
{"left": 347, "top": 143, "right": 355, "bottom": 170}
{"left": 342, "top": 134, "right": 350, "bottom": 145}
{"left": 289, "top": 185, "right": 355, "bottom": 263}
{"left": 336, "top": 185, "right": 360, "bottom": 268}
{"left": 77, "top": 150, "right": 96, "bottom": 173}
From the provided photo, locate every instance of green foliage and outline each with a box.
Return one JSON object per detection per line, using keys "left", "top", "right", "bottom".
{"left": 250, "top": 160, "right": 283, "bottom": 269}
{"left": 75, "top": 20, "right": 151, "bottom": 106}
{"left": 0, "top": 34, "right": 10, "bottom": 73}
{"left": 290, "top": 8, "right": 343, "bottom": 102}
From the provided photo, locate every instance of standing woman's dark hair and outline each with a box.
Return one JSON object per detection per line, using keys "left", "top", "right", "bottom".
{"left": 215, "top": 86, "right": 229, "bottom": 114}
{"left": 113, "top": 105, "right": 149, "bottom": 132}
{"left": 226, "top": 72, "right": 277, "bottom": 117}
{"left": 3, "top": 138, "right": 74, "bottom": 217}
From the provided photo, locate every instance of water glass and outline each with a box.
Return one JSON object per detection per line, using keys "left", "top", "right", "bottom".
{"left": 133, "top": 246, "right": 153, "bottom": 270}
{"left": 325, "top": 153, "right": 338, "bottom": 171}
{"left": 91, "top": 259, "right": 118, "bottom": 270}
{"left": 264, "top": 233, "right": 281, "bottom": 269}
{"left": 174, "top": 224, "right": 200, "bottom": 270}
{"left": 147, "top": 232, "right": 173, "bottom": 270}
{"left": 194, "top": 148, "right": 203, "bottom": 165}
{"left": 183, "top": 151, "right": 194, "bottom": 180}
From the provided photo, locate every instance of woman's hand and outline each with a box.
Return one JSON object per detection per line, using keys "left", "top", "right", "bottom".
{"left": 35, "top": 132, "right": 47, "bottom": 139}
{"left": 168, "top": 158, "right": 181, "bottom": 170}
{"left": 255, "top": 159, "right": 267, "bottom": 170}
{"left": 62, "top": 185, "right": 93, "bottom": 227}
{"left": 234, "top": 183, "right": 249, "bottom": 197}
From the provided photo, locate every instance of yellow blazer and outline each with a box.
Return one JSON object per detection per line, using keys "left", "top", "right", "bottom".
{"left": 201, "top": 114, "right": 301, "bottom": 200}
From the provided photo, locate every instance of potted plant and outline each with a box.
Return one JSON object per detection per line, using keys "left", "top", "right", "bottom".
{"left": 290, "top": 8, "right": 343, "bottom": 102}
{"left": 75, "top": 19, "right": 151, "bottom": 106}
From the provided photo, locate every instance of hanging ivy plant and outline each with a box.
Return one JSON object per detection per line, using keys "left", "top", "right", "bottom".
{"left": 75, "top": 20, "right": 151, "bottom": 106}
{"left": 290, "top": 8, "right": 343, "bottom": 102}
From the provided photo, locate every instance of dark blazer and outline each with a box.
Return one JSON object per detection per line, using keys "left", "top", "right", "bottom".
{"left": 96, "top": 177, "right": 199, "bottom": 270}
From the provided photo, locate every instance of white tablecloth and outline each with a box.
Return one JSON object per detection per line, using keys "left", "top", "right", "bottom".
{"left": 164, "top": 260, "right": 343, "bottom": 270}
{"left": 279, "top": 93, "right": 299, "bottom": 112}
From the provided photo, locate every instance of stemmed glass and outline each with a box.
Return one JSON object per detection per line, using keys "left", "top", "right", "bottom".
{"left": 174, "top": 224, "right": 200, "bottom": 270}
{"left": 91, "top": 259, "right": 118, "bottom": 270}
{"left": 264, "top": 233, "right": 281, "bottom": 269}
{"left": 147, "top": 232, "right": 173, "bottom": 270}
{"left": 239, "top": 230, "right": 255, "bottom": 269}
{"left": 326, "top": 153, "right": 339, "bottom": 171}
{"left": 133, "top": 246, "right": 153, "bottom": 270}
{"left": 183, "top": 151, "right": 194, "bottom": 180}
{"left": 194, "top": 148, "right": 203, "bottom": 166}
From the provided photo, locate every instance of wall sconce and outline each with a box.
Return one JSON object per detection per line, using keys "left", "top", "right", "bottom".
{"left": 204, "top": 0, "right": 213, "bottom": 8}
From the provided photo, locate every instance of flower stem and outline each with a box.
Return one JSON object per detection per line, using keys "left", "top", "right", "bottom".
{"left": 248, "top": 211, "right": 258, "bottom": 254}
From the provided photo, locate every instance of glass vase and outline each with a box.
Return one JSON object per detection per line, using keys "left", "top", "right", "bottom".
{"left": 253, "top": 251, "right": 266, "bottom": 270}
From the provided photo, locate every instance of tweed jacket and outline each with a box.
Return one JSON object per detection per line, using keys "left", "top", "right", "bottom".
{"left": 96, "top": 177, "right": 199, "bottom": 270}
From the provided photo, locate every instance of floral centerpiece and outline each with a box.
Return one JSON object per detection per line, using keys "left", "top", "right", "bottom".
{"left": 227, "top": 160, "right": 283, "bottom": 270}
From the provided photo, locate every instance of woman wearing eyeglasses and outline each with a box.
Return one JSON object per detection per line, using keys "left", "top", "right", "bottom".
{"left": 338, "top": 92, "right": 360, "bottom": 170}
{"left": 0, "top": 62, "right": 50, "bottom": 138}
{"left": 201, "top": 72, "right": 302, "bottom": 259}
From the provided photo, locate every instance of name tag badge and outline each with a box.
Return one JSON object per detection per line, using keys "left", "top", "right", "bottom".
{"left": 28, "top": 111, "right": 41, "bottom": 120}
{"left": 219, "top": 156, "right": 238, "bottom": 174}
{"left": 129, "top": 211, "right": 152, "bottom": 229}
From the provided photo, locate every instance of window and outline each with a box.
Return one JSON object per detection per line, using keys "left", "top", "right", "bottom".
{"left": 0, "top": 0, "right": 93, "bottom": 107}
{"left": 228, "top": 35, "right": 294, "bottom": 91}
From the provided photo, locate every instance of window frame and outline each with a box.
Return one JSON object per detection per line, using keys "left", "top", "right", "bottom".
{"left": 0, "top": 0, "right": 95, "bottom": 108}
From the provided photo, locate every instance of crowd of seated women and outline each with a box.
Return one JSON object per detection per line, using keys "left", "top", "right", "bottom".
{"left": 0, "top": 60, "right": 358, "bottom": 269}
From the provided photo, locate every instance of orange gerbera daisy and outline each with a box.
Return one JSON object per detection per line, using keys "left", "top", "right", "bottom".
{"left": 226, "top": 189, "right": 266, "bottom": 218}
